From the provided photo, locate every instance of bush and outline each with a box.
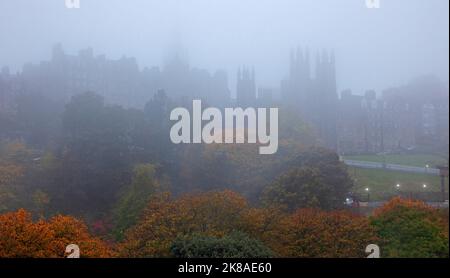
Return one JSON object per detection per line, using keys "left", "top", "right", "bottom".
{"left": 170, "top": 232, "right": 273, "bottom": 258}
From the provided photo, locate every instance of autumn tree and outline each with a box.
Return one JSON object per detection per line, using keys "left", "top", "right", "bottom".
{"left": 277, "top": 208, "right": 378, "bottom": 258}
{"left": 371, "top": 198, "right": 449, "bottom": 258}
{"left": 173, "top": 107, "right": 319, "bottom": 200}
{"left": 0, "top": 209, "right": 113, "bottom": 258}
{"left": 119, "top": 189, "right": 379, "bottom": 258}
{"left": 119, "top": 191, "right": 250, "bottom": 257}
{"left": 177, "top": 144, "right": 235, "bottom": 193}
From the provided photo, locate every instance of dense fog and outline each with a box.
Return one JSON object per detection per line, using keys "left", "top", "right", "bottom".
{"left": 0, "top": 0, "right": 448, "bottom": 95}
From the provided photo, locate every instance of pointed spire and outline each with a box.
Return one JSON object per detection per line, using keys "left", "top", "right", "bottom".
{"left": 315, "top": 51, "right": 321, "bottom": 67}
{"left": 305, "top": 47, "right": 310, "bottom": 63}
{"left": 290, "top": 48, "right": 295, "bottom": 63}
{"left": 290, "top": 48, "right": 295, "bottom": 76}
{"left": 305, "top": 47, "right": 311, "bottom": 78}
{"left": 297, "top": 46, "right": 304, "bottom": 64}
{"left": 315, "top": 51, "right": 321, "bottom": 78}
{"left": 322, "top": 49, "right": 329, "bottom": 63}
{"left": 243, "top": 66, "right": 249, "bottom": 80}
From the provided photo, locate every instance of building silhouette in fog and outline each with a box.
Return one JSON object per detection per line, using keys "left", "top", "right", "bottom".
{"left": 0, "top": 45, "right": 448, "bottom": 155}
{"left": 338, "top": 76, "right": 449, "bottom": 154}
{"left": 5, "top": 44, "right": 231, "bottom": 109}
{"left": 0, "top": 67, "right": 19, "bottom": 116}
{"left": 236, "top": 66, "right": 256, "bottom": 107}
{"left": 281, "top": 47, "right": 338, "bottom": 150}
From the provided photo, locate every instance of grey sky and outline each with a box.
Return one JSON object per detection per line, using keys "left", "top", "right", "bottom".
{"left": 0, "top": 0, "right": 448, "bottom": 95}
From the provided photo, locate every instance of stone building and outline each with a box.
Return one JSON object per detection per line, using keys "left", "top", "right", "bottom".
{"left": 281, "top": 47, "right": 338, "bottom": 150}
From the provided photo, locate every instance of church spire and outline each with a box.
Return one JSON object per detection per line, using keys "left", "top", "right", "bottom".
{"left": 305, "top": 47, "right": 311, "bottom": 79}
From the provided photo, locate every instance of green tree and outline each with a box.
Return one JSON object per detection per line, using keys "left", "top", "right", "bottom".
{"left": 262, "top": 148, "right": 353, "bottom": 211}
{"left": 170, "top": 232, "right": 273, "bottom": 258}
{"left": 371, "top": 198, "right": 449, "bottom": 258}
{"left": 0, "top": 142, "right": 30, "bottom": 212}
{"left": 113, "top": 164, "right": 165, "bottom": 240}
{"left": 55, "top": 92, "right": 138, "bottom": 216}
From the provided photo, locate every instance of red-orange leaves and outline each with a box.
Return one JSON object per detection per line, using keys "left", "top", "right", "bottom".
{"left": 0, "top": 209, "right": 113, "bottom": 258}
{"left": 281, "top": 209, "right": 378, "bottom": 258}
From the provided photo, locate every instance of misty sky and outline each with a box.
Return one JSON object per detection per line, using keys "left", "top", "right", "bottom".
{"left": 0, "top": 0, "right": 448, "bottom": 96}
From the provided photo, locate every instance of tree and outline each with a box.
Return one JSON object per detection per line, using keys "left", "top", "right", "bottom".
{"left": 113, "top": 163, "right": 166, "bottom": 240}
{"left": 0, "top": 163, "right": 23, "bottom": 212}
{"left": 55, "top": 92, "right": 138, "bottom": 215}
{"left": 371, "top": 198, "right": 449, "bottom": 258}
{"left": 32, "top": 189, "right": 50, "bottom": 219}
{"left": 240, "top": 206, "right": 288, "bottom": 256}
{"left": 170, "top": 232, "right": 273, "bottom": 258}
{"left": 0, "top": 142, "right": 28, "bottom": 212}
{"left": 279, "top": 208, "right": 378, "bottom": 258}
{"left": 0, "top": 209, "right": 113, "bottom": 258}
{"left": 119, "top": 190, "right": 249, "bottom": 257}
{"left": 262, "top": 147, "right": 353, "bottom": 211}
{"left": 15, "top": 93, "right": 63, "bottom": 147}
{"left": 144, "top": 89, "right": 176, "bottom": 162}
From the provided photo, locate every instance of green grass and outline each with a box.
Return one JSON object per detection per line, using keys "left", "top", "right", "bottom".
{"left": 349, "top": 167, "right": 449, "bottom": 201}
{"left": 344, "top": 154, "right": 448, "bottom": 168}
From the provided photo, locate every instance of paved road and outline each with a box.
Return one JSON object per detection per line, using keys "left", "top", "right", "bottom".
{"left": 359, "top": 201, "right": 449, "bottom": 208}
{"left": 342, "top": 159, "right": 440, "bottom": 175}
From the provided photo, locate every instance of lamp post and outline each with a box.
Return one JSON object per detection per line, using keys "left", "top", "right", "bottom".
{"left": 365, "top": 187, "right": 370, "bottom": 202}
{"left": 395, "top": 183, "right": 401, "bottom": 198}
{"left": 437, "top": 166, "right": 449, "bottom": 202}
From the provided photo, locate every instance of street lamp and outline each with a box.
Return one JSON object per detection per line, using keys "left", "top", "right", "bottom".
{"left": 423, "top": 184, "right": 427, "bottom": 189}
{"left": 365, "top": 187, "right": 370, "bottom": 202}
{"left": 395, "top": 184, "right": 401, "bottom": 197}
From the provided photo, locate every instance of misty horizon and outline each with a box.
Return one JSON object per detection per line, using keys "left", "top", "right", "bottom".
{"left": 0, "top": 0, "right": 449, "bottom": 96}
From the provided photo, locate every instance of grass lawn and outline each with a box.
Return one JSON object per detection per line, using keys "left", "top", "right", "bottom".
{"left": 348, "top": 166, "right": 449, "bottom": 201}
{"left": 344, "top": 154, "right": 448, "bottom": 168}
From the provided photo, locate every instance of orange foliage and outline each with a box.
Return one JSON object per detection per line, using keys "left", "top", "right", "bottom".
{"left": 278, "top": 209, "right": 378, "bottom": 258}
{"left": 0, "top": 209, "right": 113, "bottom": 258}
{"left": 119, "top": 190, "right": 379, "bottom": 258}
{"left": 374, "top": 197, "right": 437, "bottom": 216}
{"left": 119, "top": 190, "right": 249, "bottom": 257}
{"left": 241, "top": 206, "right": 288, "bottom": 254}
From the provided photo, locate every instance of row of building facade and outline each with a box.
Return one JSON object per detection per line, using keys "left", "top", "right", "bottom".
{"left": 1, "top": 44, "right": 448, "bottom": 154}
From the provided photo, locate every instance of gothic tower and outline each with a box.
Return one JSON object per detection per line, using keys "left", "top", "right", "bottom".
{"left": 236, "top": 66, "right": 256, "bottom": 107}
{"left": 313, "top": 49, "right": 338, "bottom": 150}
{"left": 281, "top": 46, "right": 338, "bottom": 150}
